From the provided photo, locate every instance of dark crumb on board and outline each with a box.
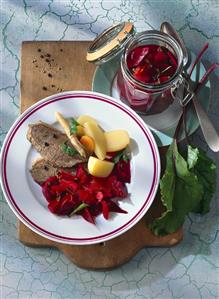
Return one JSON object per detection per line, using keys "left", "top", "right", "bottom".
{"left": 43, "top": 70, "right": 46, "bottom": 73}
{"left": 48, "top": 73, "right": 52, "bottom": 78}
{"left": 51, "top": 84, "right": 55, "bottom": 87}
{"left": 46, "top": 53, "right": 51, "bottom": 57}
{"left": 35, "top": 65, "right": 38, "bottom": 68}
{"left": 40, "top": 55, "right": 44, "bottom": 59}
{"left": 45, "top": 59, "right": 50, "bottom": 63}
{"left": 59, "top": 67, "right": 62, "bottom": 70}
{"left": 32, "top": 59, "right": 37, "bottom": 63}
{"left": 60, "top": 49, "right": 63, "bottom": 52}
{"left": 42, "top": 86, "right": 47, "bottom": 91}
{"left": 37, "top": 48, "right": 41, "bottom": 52}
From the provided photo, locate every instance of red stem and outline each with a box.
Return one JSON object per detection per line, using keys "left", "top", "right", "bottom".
{"left": 172, "top": 40, "right": 219, "bottom": 146}
{"left": 194, "top": 63, "right": 219, "bottom": 94}
{"left": 188, "top": 43, "right": 209, "bottom": 78}
{"left": 182, "top": 106, "right": 190, "bottom": 144}
{"left": 173, "top": 112, "right": 183, "bottom": 141}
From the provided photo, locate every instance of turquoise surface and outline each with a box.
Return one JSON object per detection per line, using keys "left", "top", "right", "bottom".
{"left": 1, "top": 1, "right": 219, "bottom": 299}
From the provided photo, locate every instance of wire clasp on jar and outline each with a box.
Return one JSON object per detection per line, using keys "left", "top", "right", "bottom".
{"left": 171, "top": 73, "right": 194, "bottom": 107}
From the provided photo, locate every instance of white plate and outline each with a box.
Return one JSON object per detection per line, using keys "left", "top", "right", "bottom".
{"left": 0, "top": 91, "right": 160, "bottom": 245}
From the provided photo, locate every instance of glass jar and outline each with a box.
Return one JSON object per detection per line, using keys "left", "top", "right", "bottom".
{"left": 87, "top": 22, "right": 185, "bottom": 115}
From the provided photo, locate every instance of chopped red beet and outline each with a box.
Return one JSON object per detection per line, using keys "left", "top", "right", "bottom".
{"left": 126, "top": 44, "right": 178, "bottom": 85}
{"left": 76, "top": 164, "right": 90, "bottom": 184}
{"left": 96, "top": 191, "right": 104, "bottom": 201}
{"left": 133, "top": 65, "right": 156, "bottom": 84}
{"left": 41, "top": 157, "right": 131, "bottom": 223}
{"left": 81, "top": 208, "right": 95, "bottom": 224}
{"left": 105, "top": 151, "right": 118, "bottom": 161}
{"left": 107, "top": 200, "right": 128, "bottom": 214}
{"left": 159, "top": 75, "right": 170, "bottom": 83}
{"left": 58, "top": 171, "right": 76, "bottom": 181}
{"left": 127, "top": 46, "right": 150, "bottom": 69}
{"left": 89, "top": 202, "right": 102, "bottom": 217}
{"left": 106, "top": 175, "right": 128, "bottom": 198}
{"left": 101, "top": 200, "right": 109, "bottom": 219}
{"left": 154, "top": 51, "right": 169, "bottom": 65}
{"left": 77, "top": 189, "right": 96, "bottom": 205}
{"left": 48, "top": 199, "right": 60, "bottom": 214}
{"left": 114, "top": 159, "right": 131, "bottom": 183}
{"left": 42, "top": 176, "right": 59, "bottom": 202}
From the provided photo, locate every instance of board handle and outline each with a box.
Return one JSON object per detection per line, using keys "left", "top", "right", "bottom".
{"left": 18, "top": 220, "right": 183, "bottom": 269}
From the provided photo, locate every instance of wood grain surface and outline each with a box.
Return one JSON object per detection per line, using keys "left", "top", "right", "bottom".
{"left": 19, "top": 41, "right": 183, "bottom": 270}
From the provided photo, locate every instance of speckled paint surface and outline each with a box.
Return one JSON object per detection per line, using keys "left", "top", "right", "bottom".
{"left": 0, "top": 1, "right": 219, "bottom": 298}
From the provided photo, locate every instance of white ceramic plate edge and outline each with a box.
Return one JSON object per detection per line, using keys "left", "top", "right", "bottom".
{"left": 0, "top": 91, "right": 161, "bottom": 245}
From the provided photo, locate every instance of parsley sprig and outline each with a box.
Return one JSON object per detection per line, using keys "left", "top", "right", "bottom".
{"left": 61, "top": 141, "right": 78, "bottom": 156}
{"left": 113, "top": 149, "right": 130, "bottom": 163}
{"left": 69, "top": 203, "right": 89, "bottom": 217}
{"left": 70, "top": 118, "right": 80, "bottom": 135}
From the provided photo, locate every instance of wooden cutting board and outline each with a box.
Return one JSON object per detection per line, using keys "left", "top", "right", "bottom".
{"left": 19, "top": 41, "right": 183, "bottom": 269}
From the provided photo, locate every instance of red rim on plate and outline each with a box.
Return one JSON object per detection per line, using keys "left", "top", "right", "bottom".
{"left": 0, "top": 91, "right": 160, "bottom": 244}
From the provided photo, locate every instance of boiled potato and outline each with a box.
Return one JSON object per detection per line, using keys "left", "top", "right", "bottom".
{"left": 77, "top": 115, "right": 98, "bottom": 126}
{"left": 84, "top": 122, "right": 106, "bottom": 160}
{"left": 88, "top": 156, "right": 114, "bottom": 178}
{"left": 104, "top": 130, "right": 130, "bottom": 152}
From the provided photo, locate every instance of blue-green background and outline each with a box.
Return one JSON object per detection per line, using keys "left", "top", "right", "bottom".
{"left": 1, "top": 1, "right": 219, "bottom": 298}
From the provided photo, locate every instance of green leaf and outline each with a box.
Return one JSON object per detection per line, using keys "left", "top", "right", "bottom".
{"left": 159, "top": 141, "right": 175, "bottom": 215}
{"left": 69, "top": 203, "right": 89, "bottom": 217}
{"left": 123, "top": 153, "right": 130, "bottom": 163}
{"left": 188, "top": 146, "right": 216, "bottom": 214}
{"left": 70, "top": 118, "right": 79, "bottom": 135}
{"left": 113, "top": 148, "right": 130, "bottom": 163}
{"left": 61, "top": 142, "right": 78, "bottom": 156}
{"left": 187, "top": 146, "right": 199, "bottom": 169}
{"left": 149, "top": 141, "right": 204, "bottom": 236}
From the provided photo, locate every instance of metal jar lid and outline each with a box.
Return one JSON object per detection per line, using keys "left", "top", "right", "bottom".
{"left": 86, "top": 22, "right": 135, "bottom": 64}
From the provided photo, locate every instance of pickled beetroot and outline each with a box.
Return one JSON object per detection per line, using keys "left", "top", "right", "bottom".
{"left": 127, "top": 45, "right": 177, "bottom": 85}
{"left": 41, "top": 162, "right": 130, "bottom": 224}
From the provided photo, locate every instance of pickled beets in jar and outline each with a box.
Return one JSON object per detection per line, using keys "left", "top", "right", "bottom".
{"left": 127, "top": 45, "right": 178, "bottom": 85}
{"left": 86, "top": 23, "right": 184, "bottom": 115}
{"left": 117, "top": 41, "right": 181, "bottom": 115}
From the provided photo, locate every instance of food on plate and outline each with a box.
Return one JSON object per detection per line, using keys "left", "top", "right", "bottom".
{"left": 30, "top": 158, "right": 75, "bottom": 185}
{"left": 104, "top": 130, "right": 130, "bottom": 152}
{"left": 55, "top": 112, "right": 87, "bottom": 158}
{"left": 41, "top": 164, "right": 129, "bottom": 223}
{"left": 80, "top": 135, "right": 95, "bottom": 153}
{"left": 27, "top": 113, "right": 131, "bottom": 224}
{"left": 76, "top": 125, "right": 85, "bottom": 137}
{"left": 27, "top": 122, "right": 86, "bottom": 168}
{"left": 77, "top": 115, "right": 98, "bottom": 126}
{"left": 88, "top": 156, "right": 114, "bottom": 177}
{"left": 83, "top": 121, "right": 107, "bottom": 160}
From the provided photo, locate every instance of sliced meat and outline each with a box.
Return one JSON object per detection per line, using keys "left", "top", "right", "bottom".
{"left": 27, "top": 121, "right": 86, "bottom": 168}
{"left": 30, "top": 158, "right": 75, "bottom": 185}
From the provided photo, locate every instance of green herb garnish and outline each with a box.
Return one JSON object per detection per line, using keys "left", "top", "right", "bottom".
{"left": 61, "top": 142, "right": 78, "bottom": 156}
{"left": 113, "top": 149, "right": 130, "bottom": 163}
{"left": 70, "top": 118, "right": 80, "bottom": 135}
{"left": 69, "top": 203, "right": 89, "bottom": 217}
